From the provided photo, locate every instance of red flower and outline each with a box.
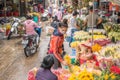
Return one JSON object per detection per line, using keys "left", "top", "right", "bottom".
{"left": 110, "top": 66, "right": 120, "bottom": 75}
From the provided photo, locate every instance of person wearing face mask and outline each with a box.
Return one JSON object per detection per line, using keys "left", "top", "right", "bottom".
{"left": 48, "top": 22, "right": 68, "bottom": 69}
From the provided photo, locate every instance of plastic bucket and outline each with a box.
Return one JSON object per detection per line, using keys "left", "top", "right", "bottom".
{"left": 71, "top": 58, "right": 76, "bottom": 64}
{"left": 71, "top": 49, "right": 76, "bottom": 56}
{"left": 70, "top": 49, "right": 76, "bottom": 64}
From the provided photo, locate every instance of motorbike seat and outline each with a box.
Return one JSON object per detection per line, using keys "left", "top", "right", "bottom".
{"left": 23, "top": 34, "right": 37, "bottom": 40}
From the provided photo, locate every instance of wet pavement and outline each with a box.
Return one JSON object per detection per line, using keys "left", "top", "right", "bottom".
{"left": 0, "top": 22, "right": 71, "bottom": 80}
{"left": 0, "top": 31, "right": 49, "bottom": 80}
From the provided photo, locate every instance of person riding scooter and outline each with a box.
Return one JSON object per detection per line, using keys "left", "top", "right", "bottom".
{"left": 23, "top": 16, "right": 40, "bottom": 46}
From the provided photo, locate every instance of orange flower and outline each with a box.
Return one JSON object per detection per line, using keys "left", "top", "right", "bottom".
{"left": 92, "top": 44, "right": 102, "bottom": 52}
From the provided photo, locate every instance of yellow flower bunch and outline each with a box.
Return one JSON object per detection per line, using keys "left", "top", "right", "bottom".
{"left": 104, "top": 74, "right": 109, "bottom": 80}
{"left": 111, "top": 75, "right": 116, "bottom": 79}
{"left": 94, "top": 32, "right": 102, "bottom": 35}
{"left": 110, "top": 73, "right": 116, "bottom": 79}
{"left": 68, "top": 68, "right": 94, "bottom": 80}
{"left": 103, "top": 73, "right": 116, "bottom": 80}
{"left": 64, "top": 55, "right": 71, "bottom": 64}
{"left": 71, "top": 66, "right": 81, "bottom": 74}
{"left": 68, "top": 74, "right": 77, "bottom": 80}
{"left": 93, "top": 35, "right": 106, "bottom": 40}
{"left": 78, "top": 69, "right": 94, "bottom": 80}
{"left": 70, "top": 41, "right": 79, "bottom": 48}
{"left": 6, "top": 23, "right": 11, "bottom": 30}
{"left": 32, "top": 12, "right": 40, "bottom": 17}
{"left": 92, "top": 44, "right": 102, "bottom": 52}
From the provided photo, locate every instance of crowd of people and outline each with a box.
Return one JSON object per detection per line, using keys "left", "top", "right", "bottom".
{"left": 25, "top": 2, "right": 120, "bottom": 80}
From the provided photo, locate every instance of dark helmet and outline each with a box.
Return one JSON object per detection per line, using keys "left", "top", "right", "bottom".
{"left": 26, "top": 15, "right": 33, "bottom": 19}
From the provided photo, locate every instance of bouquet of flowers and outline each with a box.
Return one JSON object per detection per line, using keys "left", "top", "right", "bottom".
{"left": 94, "top": 70, "right": 117, "bottom": 80}
{"left": 108, "top": 31, "right": 120, "bottom": 42}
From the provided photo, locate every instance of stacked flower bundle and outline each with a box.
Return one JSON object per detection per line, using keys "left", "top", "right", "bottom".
{"left": 103, "top": 23, "right": 120, "bottom": 42}
{"left": 73, "top": 31, "right": 91, "bottom": 41}
{"left": 68, "top": 69, "right": 94, "bottom": 80}
{"left": 88, "top": 29, "right": 106, "bottom": 35}
{"left": 93, "top": 35, "right": 107, "bottom": 40}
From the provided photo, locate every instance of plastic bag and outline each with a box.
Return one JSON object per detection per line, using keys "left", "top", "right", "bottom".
{"left": 28, "top": 68, "right": 38, "bottom": 80}
{"left": 46, "top": 26, "right": 55, "bottom": 35}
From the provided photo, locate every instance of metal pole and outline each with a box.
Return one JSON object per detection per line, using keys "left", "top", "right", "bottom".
{"left": 4, "top": 0, "right": 6, "bottom": 18}
{"left": 92, "top": 0, "right": 94, "bottom": 45}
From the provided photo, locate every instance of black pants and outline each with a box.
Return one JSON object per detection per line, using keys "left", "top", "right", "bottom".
{"left": 49, "top": 52, "right": 66, "bottom": 69}
{"left": 52, "top": 54, "right": 62, "bottom": 69}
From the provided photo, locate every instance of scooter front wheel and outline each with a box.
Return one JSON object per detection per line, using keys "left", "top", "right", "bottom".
{"left": 24, "top": 44, "right": 37, "bottom": 57}
{"left": 24, "top": 46, "right": 31, "bottom": 57}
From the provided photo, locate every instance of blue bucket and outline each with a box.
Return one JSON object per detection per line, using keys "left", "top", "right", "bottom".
{"left": 70, "top": 49, "right": 76, "bottom": 56}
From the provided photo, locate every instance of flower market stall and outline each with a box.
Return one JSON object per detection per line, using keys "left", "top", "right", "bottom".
{"left": 51, "top": 29, "right": 120, "bottom": 80}
{"left": 27, "top": 2, "right": 120, "bottom": 80}
{"left": 28, "top": 22, "right": 120, "bottom": 80}
{"left": 51, "top": 19, "right": 120, "bottom": 80}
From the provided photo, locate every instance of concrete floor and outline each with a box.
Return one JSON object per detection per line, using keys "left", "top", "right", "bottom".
{"left": 0, "top": 22, "right": 71, "bottom": 80}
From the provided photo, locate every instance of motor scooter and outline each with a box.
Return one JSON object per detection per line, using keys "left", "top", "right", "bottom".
{"left": 7, "top": 17, "right": 22, "bottom": 40}
{"left": 22, "top": 28, "right": 41, "bottom": 57}
{"left": 41, "top": 10, "right": 49, "bottom": 21}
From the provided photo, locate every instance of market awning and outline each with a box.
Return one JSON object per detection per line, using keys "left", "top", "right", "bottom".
{"left": 100, "top": 0, "right": 109, "bottom": 2}
{"left": 108, "top": 0, "right": 120, "bottom": 5}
